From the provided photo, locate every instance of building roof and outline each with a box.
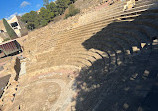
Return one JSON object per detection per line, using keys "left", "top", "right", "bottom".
{"left": 0, "top": 39, "right": 16, "bottom": 45}
{"left": 8, "top": 15, "right": 20, "bottom": 23}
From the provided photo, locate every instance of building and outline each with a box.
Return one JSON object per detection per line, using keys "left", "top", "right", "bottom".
{"left": 0, "top": 20, "right": 9, "bottom": 43}
{"left": 7, "top": 15, "right": 28, "bottom": 37}
{"left": 0, "top": 15, "right": 28, "bottom": 43}
{"left": 0, "top": 40, "right": 22, "bottom": 58}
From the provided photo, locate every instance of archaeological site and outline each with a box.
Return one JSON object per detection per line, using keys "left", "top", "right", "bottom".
{"left": 0, "top": 0, "right": 158, "bottom": 111}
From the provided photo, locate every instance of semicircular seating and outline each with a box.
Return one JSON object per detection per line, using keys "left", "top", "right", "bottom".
{"left": 20, "top": 1, "right": 158, "bottom": 111}
{"left": 25, "top": 0, "right": 158, "bottom": 79}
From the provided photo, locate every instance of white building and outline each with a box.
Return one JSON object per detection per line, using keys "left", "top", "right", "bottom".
{"left": 7, "top": 15, "right": 28, "bottom": 37}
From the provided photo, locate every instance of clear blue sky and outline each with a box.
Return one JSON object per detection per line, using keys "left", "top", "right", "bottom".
{"left": 0, "top": 0, "right": 53, "bottom": 20}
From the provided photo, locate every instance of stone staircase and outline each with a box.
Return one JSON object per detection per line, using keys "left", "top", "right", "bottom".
{"left": 23, "top": 1, "right": 158, "bottom": 109}
{"left": 73, "top": 40, "right": 158, "bottom": 110}
{"left": 25, "top": 0, "right": 158, "bottom": 74}
{"left": 1, "top": 0, "right": 156, "bottom": 111}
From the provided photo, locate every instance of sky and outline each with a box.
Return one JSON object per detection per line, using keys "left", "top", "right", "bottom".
{"left": 0, "top": 0, "right": 50, "bottom": 20}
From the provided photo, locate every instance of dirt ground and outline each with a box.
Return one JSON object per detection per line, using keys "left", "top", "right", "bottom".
{"left": 2, "top": 67, "right": 79, "bottom": 111}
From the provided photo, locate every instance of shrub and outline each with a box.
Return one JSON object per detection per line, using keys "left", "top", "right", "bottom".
{"left": 65, "top": 4, "right": 80, "bottom": 19}
{"left": 3, "top": 38, "right": 10, "bottom": 42}
{"left": 41, "top": 19, "right": 48, "bottom": 26}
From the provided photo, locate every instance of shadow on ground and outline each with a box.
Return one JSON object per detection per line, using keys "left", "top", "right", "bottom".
{"left": 74, "top": 6, "right": 158, "bottom": 111}
{"left": 0, "top": 75, "right": 11, "bottom": 98}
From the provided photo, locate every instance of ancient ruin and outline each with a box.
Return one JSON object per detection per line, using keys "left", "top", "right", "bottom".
{"left": 0, "top": 0, "right": 158, "bottom": 111}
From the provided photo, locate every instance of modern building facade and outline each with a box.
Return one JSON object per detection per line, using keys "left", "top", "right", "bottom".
{"left": 0, "top": 15, "right": 28, "bottom": 43}
{"left": 7, "top": 15, "right": 28, "bottom": 37}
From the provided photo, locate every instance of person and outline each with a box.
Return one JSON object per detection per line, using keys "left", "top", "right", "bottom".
{"left": 123, "top": 0, "right": 136, "bottom": 11}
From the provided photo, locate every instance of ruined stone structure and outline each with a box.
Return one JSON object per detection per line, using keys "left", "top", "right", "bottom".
{"left": 0, "top": 0, "right": 158, "bottom": 111}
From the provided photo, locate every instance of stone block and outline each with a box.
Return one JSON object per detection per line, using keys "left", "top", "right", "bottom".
{"left": 143, "top": 70, "right": 149, "bottom": 77}
{"left": 123, "top": 103, "right": 129, "bottom": 109}
{"left": 132, "top": 46, "right": 140, "bottom": 52}
{"left": 141, "top": 43, "right": 146, "bottom": 48}
{"left": 126, "top": 50, "right": 130, "bottom": 55}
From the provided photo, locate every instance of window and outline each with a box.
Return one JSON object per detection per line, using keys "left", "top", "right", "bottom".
{"left": 11, "top": 22, "right": 18, "bottom": 27}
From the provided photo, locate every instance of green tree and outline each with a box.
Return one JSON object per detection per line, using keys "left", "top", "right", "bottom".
{"left": 21, "top": 0, "right": 78, "bottom": 30}
{"left": 2, "top": 18, "right": 18, "bottom": 39}
{"left": 46, "top": 2, "right": 59, "bottom": 16}
{"left": 40, "top": 19, "right": 48, "bottom": 26}
{"left": 39, "top": 7, "right": 54, "bottom": 26}
{"left": 3, "top": 38, "right": 10, "bottom": 42}
{"left": 21, "top": 11, "right": 40, "bottom": 30}
{"left": 56, "top": 0, "right": 71, "bottom": 15}
{"left": 65, "top": 4, "right": 80, "bottom": 19}
{"left": 43, "top": 0, "right": 49, "bottom": 6}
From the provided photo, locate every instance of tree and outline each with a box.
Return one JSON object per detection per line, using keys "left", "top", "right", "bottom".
{"left": 40, "top": 19, "right": 48, "bottom": 26}
{"left": 46, "top": 2, "right": 59, "bottom": 16}
{"left": 69, "top": 4, "right": 80, "bottom": 16}
{"left": 39, "top": 7, "right": 54, "bottom": 26}
{"left": 43, "top": 0, "right": 49, "bottom": 6}
{"left": 21, "top": 0, "right": 78, "bottom": 30}
{"left": 21, "top": 11, "right": 40, "bottom": 30}
{"left": 56, "top": 0, "right": 71, "bottom": 14}
{"left": 2, "top": 18, "right": 18, "bottom": 39}
{"left": 65, "top": 4, "right": 80, "bottom": 19}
